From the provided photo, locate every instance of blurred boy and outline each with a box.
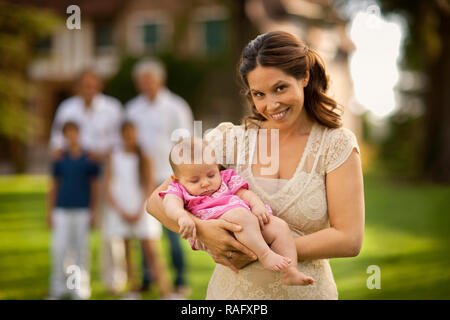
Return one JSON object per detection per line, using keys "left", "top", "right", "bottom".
{"left": 47, "top": 121, "right": 100, "bottom": 299}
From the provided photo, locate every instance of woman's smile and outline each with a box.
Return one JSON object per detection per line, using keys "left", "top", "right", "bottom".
{"left": 269, "top": 107, "right": 290, "bottom": 121}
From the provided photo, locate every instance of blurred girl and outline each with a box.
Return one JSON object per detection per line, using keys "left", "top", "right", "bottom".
{"left": 104, "top": 121, "right": 171, "bottom": 298}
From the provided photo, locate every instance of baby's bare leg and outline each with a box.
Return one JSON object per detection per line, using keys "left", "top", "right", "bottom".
{"left": 219, "top": 207, "right": 290, "bottom": 271}
{"left": 262, "top": 216, "right": 314, "bottom": 286}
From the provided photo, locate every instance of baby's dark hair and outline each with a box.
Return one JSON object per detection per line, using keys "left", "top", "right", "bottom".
{"left": 62, "top": 121, "right": 79, "bottom": 134}
{"left": 169, "top": 136, "right": 216, "bottom": 176}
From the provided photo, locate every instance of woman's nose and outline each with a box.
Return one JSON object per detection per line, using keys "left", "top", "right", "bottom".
{"left": 267, "top": 99, "right": 281, "bottom": 112}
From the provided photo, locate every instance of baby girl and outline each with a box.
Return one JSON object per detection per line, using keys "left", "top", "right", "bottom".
{"left": 159, "top": 137, "right": 314, "bottom": 286}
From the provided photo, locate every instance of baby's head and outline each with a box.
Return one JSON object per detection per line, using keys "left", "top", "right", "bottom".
{"left": 169, "top": 136, "right": 221, "bottom": 196}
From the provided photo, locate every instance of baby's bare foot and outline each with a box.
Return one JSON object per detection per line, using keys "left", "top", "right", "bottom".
{"left": 281, "top": 266, "right": 314, "bottom": 286}
{"left": 259, "top": 250, "right": 291, "bottom": 271}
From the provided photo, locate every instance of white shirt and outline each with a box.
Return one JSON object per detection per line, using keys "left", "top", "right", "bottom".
{"left": 49, "top": 93, "right": 123, "bottom": 154}
{"left": 125, "top": 88, "right": 194, "bottom": 182}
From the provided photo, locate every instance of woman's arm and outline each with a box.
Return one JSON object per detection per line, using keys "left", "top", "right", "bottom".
{"left": 295, "top": 149, "right": 365, "bottom": 260}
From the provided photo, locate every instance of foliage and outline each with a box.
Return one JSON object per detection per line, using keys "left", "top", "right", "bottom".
{"left": 103, "top": 51, "right": 226, "bottom": 116}
{"left": 378, "top": 115, "right": 426, "bottom": 180}
{"left": 0, "top": 3, "right": 60, "bottom": 141}
{"left": 376, "top": 0, "right": 450, "bottom": 183}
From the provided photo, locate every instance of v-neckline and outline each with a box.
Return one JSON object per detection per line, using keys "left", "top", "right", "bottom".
{"left": 248, "top": 122, "right": 317, "bottom": 199}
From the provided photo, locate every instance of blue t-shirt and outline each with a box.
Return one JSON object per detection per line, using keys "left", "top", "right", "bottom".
{"left": 52, "top": 152, "right": 101, "bottom": 209}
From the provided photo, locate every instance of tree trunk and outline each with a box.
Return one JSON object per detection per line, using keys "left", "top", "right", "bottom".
{"left": 424, "top": 9, "right": 450, "bottom": 183}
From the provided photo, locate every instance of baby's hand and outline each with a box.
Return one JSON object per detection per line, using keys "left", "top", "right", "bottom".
{"left": 251, "top": 204, "right": 270, "bottom": 229}
{"left": 178, "top": 216, "right": 196, "bottom": 240}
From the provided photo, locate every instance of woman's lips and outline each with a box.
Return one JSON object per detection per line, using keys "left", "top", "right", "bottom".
{"left": 269, "top": 107, "right": 289, "bottom": 121}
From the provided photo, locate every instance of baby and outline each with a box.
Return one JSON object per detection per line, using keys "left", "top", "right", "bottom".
{"left": 159, "top": 137, "right": 314, "bottom": 286}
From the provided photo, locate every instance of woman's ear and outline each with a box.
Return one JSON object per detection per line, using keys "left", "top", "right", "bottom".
{"left": 302, "top": 71, "right": 310, "bottom": 87}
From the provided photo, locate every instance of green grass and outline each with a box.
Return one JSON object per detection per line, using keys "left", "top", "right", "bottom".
{"left": 0, "top": 174, "right": 449, "bottom": 299}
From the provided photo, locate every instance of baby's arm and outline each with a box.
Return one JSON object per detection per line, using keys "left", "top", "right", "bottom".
{"left": 162, "top": 194, "right": 196, "bottom": 240}
{"left": 235, "top": 188, "right": 270, "bottom": 228}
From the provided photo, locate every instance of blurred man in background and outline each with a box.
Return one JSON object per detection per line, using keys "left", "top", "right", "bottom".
{"left": 126, "top": 58, "right": 194, "bottom": 298}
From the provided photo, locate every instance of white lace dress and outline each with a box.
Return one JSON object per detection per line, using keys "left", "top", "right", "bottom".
{"left": 203, "top": 121, "right": 360, "bottom": 300}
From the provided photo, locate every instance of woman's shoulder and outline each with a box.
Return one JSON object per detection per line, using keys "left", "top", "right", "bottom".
{"left": 323, "top": 125, "right": 359, "bottom": 150}
{"left": 319, "top": 125, "right": 360, "bottom": 173}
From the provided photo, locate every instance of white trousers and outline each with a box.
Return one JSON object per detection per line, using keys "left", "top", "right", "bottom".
{"left": 100, "top": 235, "right": 127, "bottom": 293}
{"left": 49, "top": 208, "right": 91, "bottom": 299}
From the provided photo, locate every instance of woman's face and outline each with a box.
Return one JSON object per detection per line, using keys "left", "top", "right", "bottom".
{"left": 247, "top": 65, "right": 309, "bottom": 130}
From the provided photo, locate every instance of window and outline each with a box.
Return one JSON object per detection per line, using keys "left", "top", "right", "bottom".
{"left": 204, "top": 19, "right": 227, "bottom": 54}
{"left": 95, "top": 25, "right": 113, "bottom": 49}
{"left": 142, "top": 23, "right": 162, "bottom": 51}
{"left": 192, "top": 6, "right": 229, "bottom": 56}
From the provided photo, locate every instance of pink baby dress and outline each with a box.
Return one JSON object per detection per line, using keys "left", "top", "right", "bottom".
{"left": 159, "top": 169, "right": 272, "bottom": 249}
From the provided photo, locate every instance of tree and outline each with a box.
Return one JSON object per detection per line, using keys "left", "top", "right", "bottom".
{"left": 0, "top": 3, "right": 59, "bottom": 172}
{"left": 377, "top": 0, "right": 450, "bottom": 183}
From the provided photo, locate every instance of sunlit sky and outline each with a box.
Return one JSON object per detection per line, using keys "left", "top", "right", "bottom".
{"left": 348, "top": 5, "right": 404, "bottom": 119}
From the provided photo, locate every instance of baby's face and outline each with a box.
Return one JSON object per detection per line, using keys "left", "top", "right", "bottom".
{"left": 177, "top": 163, "right": 222, "bottom": 196}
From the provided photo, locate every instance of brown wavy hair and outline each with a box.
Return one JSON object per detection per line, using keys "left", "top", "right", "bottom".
{"left": 238, "top": 31, "right": 342, "bottom": 129}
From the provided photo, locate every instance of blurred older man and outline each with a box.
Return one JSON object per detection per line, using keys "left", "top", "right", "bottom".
{"left": 126, "top": 58, "right": 193, "bottom": 297}
{"left": 49, "top": 70, "right": 125, "bottom": 297}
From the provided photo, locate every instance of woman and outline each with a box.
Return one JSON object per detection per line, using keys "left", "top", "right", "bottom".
{"left": 104, "top": 121, "right": 172, "bottom": 298}
{"left": 146, "top": 31, "right": 364, "bottom": 299}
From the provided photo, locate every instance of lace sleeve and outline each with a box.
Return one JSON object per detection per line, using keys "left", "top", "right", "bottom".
{"left": 325, "top": 127, "right": 360, "bottom": 174}
{"left": 204, "top": 122, "right": 237, "bottom": 169}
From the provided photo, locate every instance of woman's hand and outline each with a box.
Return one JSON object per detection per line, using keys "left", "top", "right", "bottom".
{"left": 195, "top": 218, "right": 257, "bottom": 273}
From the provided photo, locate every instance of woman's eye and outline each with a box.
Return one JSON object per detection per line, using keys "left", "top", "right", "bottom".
{"left": 253, "top": 92, "right": 264, "bottom": 98}
{"left": 276, "top": 85, "right": 286, "bottom": 92}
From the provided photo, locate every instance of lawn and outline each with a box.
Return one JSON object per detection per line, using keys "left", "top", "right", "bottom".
{"left": 0, "top": 174, "right": 449, "bottom": 299}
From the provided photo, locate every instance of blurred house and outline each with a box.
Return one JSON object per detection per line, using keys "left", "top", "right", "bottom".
{"left": 5, "top": 0, "right": 361, "bottom": 173}
{"left": 12, "top": 0, "right": 235, "bottom": 173}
